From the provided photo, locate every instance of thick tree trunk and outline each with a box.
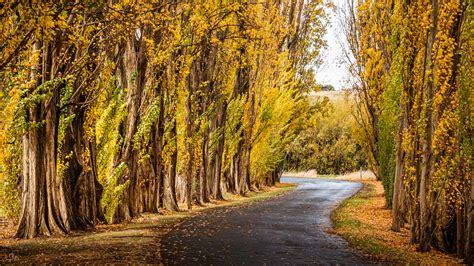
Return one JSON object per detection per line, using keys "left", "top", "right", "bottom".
{"left": 17, "top": 104, "right": 69, "bottom": 238}
{"left": 163, "top": 120, "right": 179, "bottom": 211}
{"left": 16, "top": 42, "right": 70, "bottom": 239}
{"left": 225, "top": 157, "right": 236, "bottom": 194}
{"left": 234, "top": 139, "right": 245, "bottom": 195}
{"left": 62, "top": 101, "right": 105, "bottom": 229}
{"left": 113, "top": 34, "right": 148, "bottom": 222}
{"left": 233, "top": 58, "right": 251, "bottom": 196}
{"left": 156, "top": 96, "right": 166, "bottom": 210}
{"left": 213, "top": 100, "right": 227, "bottom": 200}
{"left": 199, "top": 129, "right": 210, "bottom": 204}
{"left": 198, "top": 92, "right": 210, "bottom": 204}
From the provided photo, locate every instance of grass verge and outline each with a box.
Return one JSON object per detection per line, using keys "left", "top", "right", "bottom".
{"left": 332, "top": 180, "right": 461, "bottom": 264}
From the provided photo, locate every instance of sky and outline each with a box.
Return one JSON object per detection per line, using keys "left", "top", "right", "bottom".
{"left": 314, "top": 0, "right": 351, "bottom": 90}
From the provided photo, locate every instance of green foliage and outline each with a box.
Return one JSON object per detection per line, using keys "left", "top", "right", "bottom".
{"left": 0, "top": 140, "right": 21, "bottom": 220}
{"left": 223, "top": 97, "right": 244, "bottom": 170}
{"left": 101, "top": 162, "right": 129, "bottom": 223}
{"left": 459, "top": 0, "right": 474, "bottom": 175}
{"left": 0, "top": 0, "right": 330, "bottom": 231}
{"left": 56, "top": 76, "right": 76, "bottom": 180}
{"left": 11, "top": 78, "right": 66, "bottom": 137}
{"left": 377, "top": 57, "right": 403, "bottom": 207}
{"left": 96, "top": 81, "right": 127, "bottom": 185}
{"left": 134, "top": 97, "right": 161, "bottom": 149}
{"left": 251, "top": 86, "right": 300, "bottom": 180}
{"left": 0, "top": 72, "right": 21, "bottom": 220}
{"left": 286, "top": 94, "right": 367, "bottom": 175}
{"left": 320, "top": 84, "right": 335, "bottom": 91}
{"left": 346, "top": 0, "right": 472, "bottom": 255}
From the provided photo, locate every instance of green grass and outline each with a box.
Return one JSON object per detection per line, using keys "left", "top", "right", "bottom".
{"left": 344, "top": 233, "right": 409, "bottom": 262}
{"left": 333, "top": 213, "right": 365, "bottom": 229}
{"left": 332, "top": 183, "right": 411, "bottom": 263}
{"left": 332, "top": 183, "right": 461, "bottom": 264}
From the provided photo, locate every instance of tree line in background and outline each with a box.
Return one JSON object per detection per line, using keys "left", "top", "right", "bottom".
{"left": 285, "top": 93, "right": 367, "bottom": 175}
{"left": 344, "top": 0, "right": 473, "bottom": 260}
{"left": 0, "top": 0, "right": 326, "bottom": 239}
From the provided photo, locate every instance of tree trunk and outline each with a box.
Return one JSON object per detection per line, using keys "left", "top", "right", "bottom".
{"left": 241, "top": 91, "right": 255, "bottom": 193}
{"left": 466, "top": 175, "right": 474, "bottom": 262}
{"left": 392, "top": 102, "right": 406, "bottom": 232}
{"left": 184, "top": 65, "right": 196, "bottom": 209}
{"left": 163, "top": 119, "right": 179, "bottom": 211}
{"left": 62, "top": 100, "right": 105, "bottom": 229}
{"left": 419, "top": 0, "right": 438, "bottom": 252}
{"left": 113, "top": 33, "right": 148, "bottom": 222}
{"left": 233, "top": 60, "right": 251, "bottom": 196}
{"left": 199, "top": 128, "right": 210, "bottom": 204}
{"left": 198, "top": 90, "right": 210, "bottom": 204}
{"left": 16, "top": 42, "right": 71, "bottom": 239}
{"left": 213, "top": 100, "right": 227, "bottom": 200}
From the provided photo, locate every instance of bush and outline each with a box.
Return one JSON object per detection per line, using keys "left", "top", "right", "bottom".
{"left": 285, "top": 93, "right": 367, "bottom": 175}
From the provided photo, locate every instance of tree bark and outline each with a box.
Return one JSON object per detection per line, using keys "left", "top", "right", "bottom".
{"left": 184, "top": 62, "right": 197, "bottom": 209}
{"left": 163, "top": 119, "right": 179, "bottom": 211}
{"left": 62, "top": 100, "right": 105, "bottom": 229}
{"left": 419, "top": 0, "right": 438, "bottom": 251}
{"left": 16, "top": 42, "right": 70, "bottom": 238}
{"left": 213, "top": 99, "right": 227, "bottom": 200}
{"left": 466, "top": 175, "right": 474, "bottom": 262}
{"left": 199, "top": 126, "right": 210, "bottom": 204}
{"left": 113, "top": 33, "right": 148, "bottom": 222}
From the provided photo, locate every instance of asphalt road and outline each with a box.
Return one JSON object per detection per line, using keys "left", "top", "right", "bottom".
{"left": 160, "top": 177, "right": 370, "bottom": 265}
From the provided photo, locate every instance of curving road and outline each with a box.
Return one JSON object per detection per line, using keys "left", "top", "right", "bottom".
{"left": 160, "top": 177, "right": 369, "bottom": 265}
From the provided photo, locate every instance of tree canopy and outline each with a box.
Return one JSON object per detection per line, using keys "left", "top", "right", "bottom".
{"left": 0, "top": 0, "right": 327, "bottom": 239}
{"left": 344, "top": 0, "right": 473, "bottom": 258}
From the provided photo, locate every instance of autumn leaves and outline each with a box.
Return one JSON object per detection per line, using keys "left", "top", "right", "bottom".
{"left": 0, "top": 1, "right": 325, "bottom": 238}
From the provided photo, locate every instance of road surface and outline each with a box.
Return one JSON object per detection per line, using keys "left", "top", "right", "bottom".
{"left": 160, "top": 177, "right": 369, "bottom": 265}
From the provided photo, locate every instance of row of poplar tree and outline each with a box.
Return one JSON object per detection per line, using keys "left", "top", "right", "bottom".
{"left": 345, "top": 0, "right": 473, "bottom": 260}
{"left": 0, "top": 1, "right": 326, "bottom": 239}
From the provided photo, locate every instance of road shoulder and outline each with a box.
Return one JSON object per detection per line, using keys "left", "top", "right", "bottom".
{"left": 332, "top": 180, "right": 461, "bottom": 264}
{"left": 0, "top": 183, "right": 295, "bottom": 264}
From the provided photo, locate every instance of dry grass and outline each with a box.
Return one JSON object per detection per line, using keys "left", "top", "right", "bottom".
{"left": 337, "top": 170, "right": 376, "bottom": 181}
{"left": 283, "top": 169, "right": 337, "bottom": 178}
{"left": 332, "top": 180, "right": 462, "bottom": 264}
{"left": 283, "top": 169, "right": 376, "bottom": 181}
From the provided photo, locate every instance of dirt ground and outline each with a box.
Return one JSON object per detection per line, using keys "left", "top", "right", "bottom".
{"left": 0, "top": 184, "right": 294, "bottom": 264}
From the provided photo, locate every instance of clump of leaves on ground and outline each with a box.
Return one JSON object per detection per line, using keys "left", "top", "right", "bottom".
{"left": 332, "top": 181, "right": 461, "bottom": 264}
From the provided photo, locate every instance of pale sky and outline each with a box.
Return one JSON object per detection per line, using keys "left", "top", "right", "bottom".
{"left": 315, "top": 0, "right": 351, "bottom": 90}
